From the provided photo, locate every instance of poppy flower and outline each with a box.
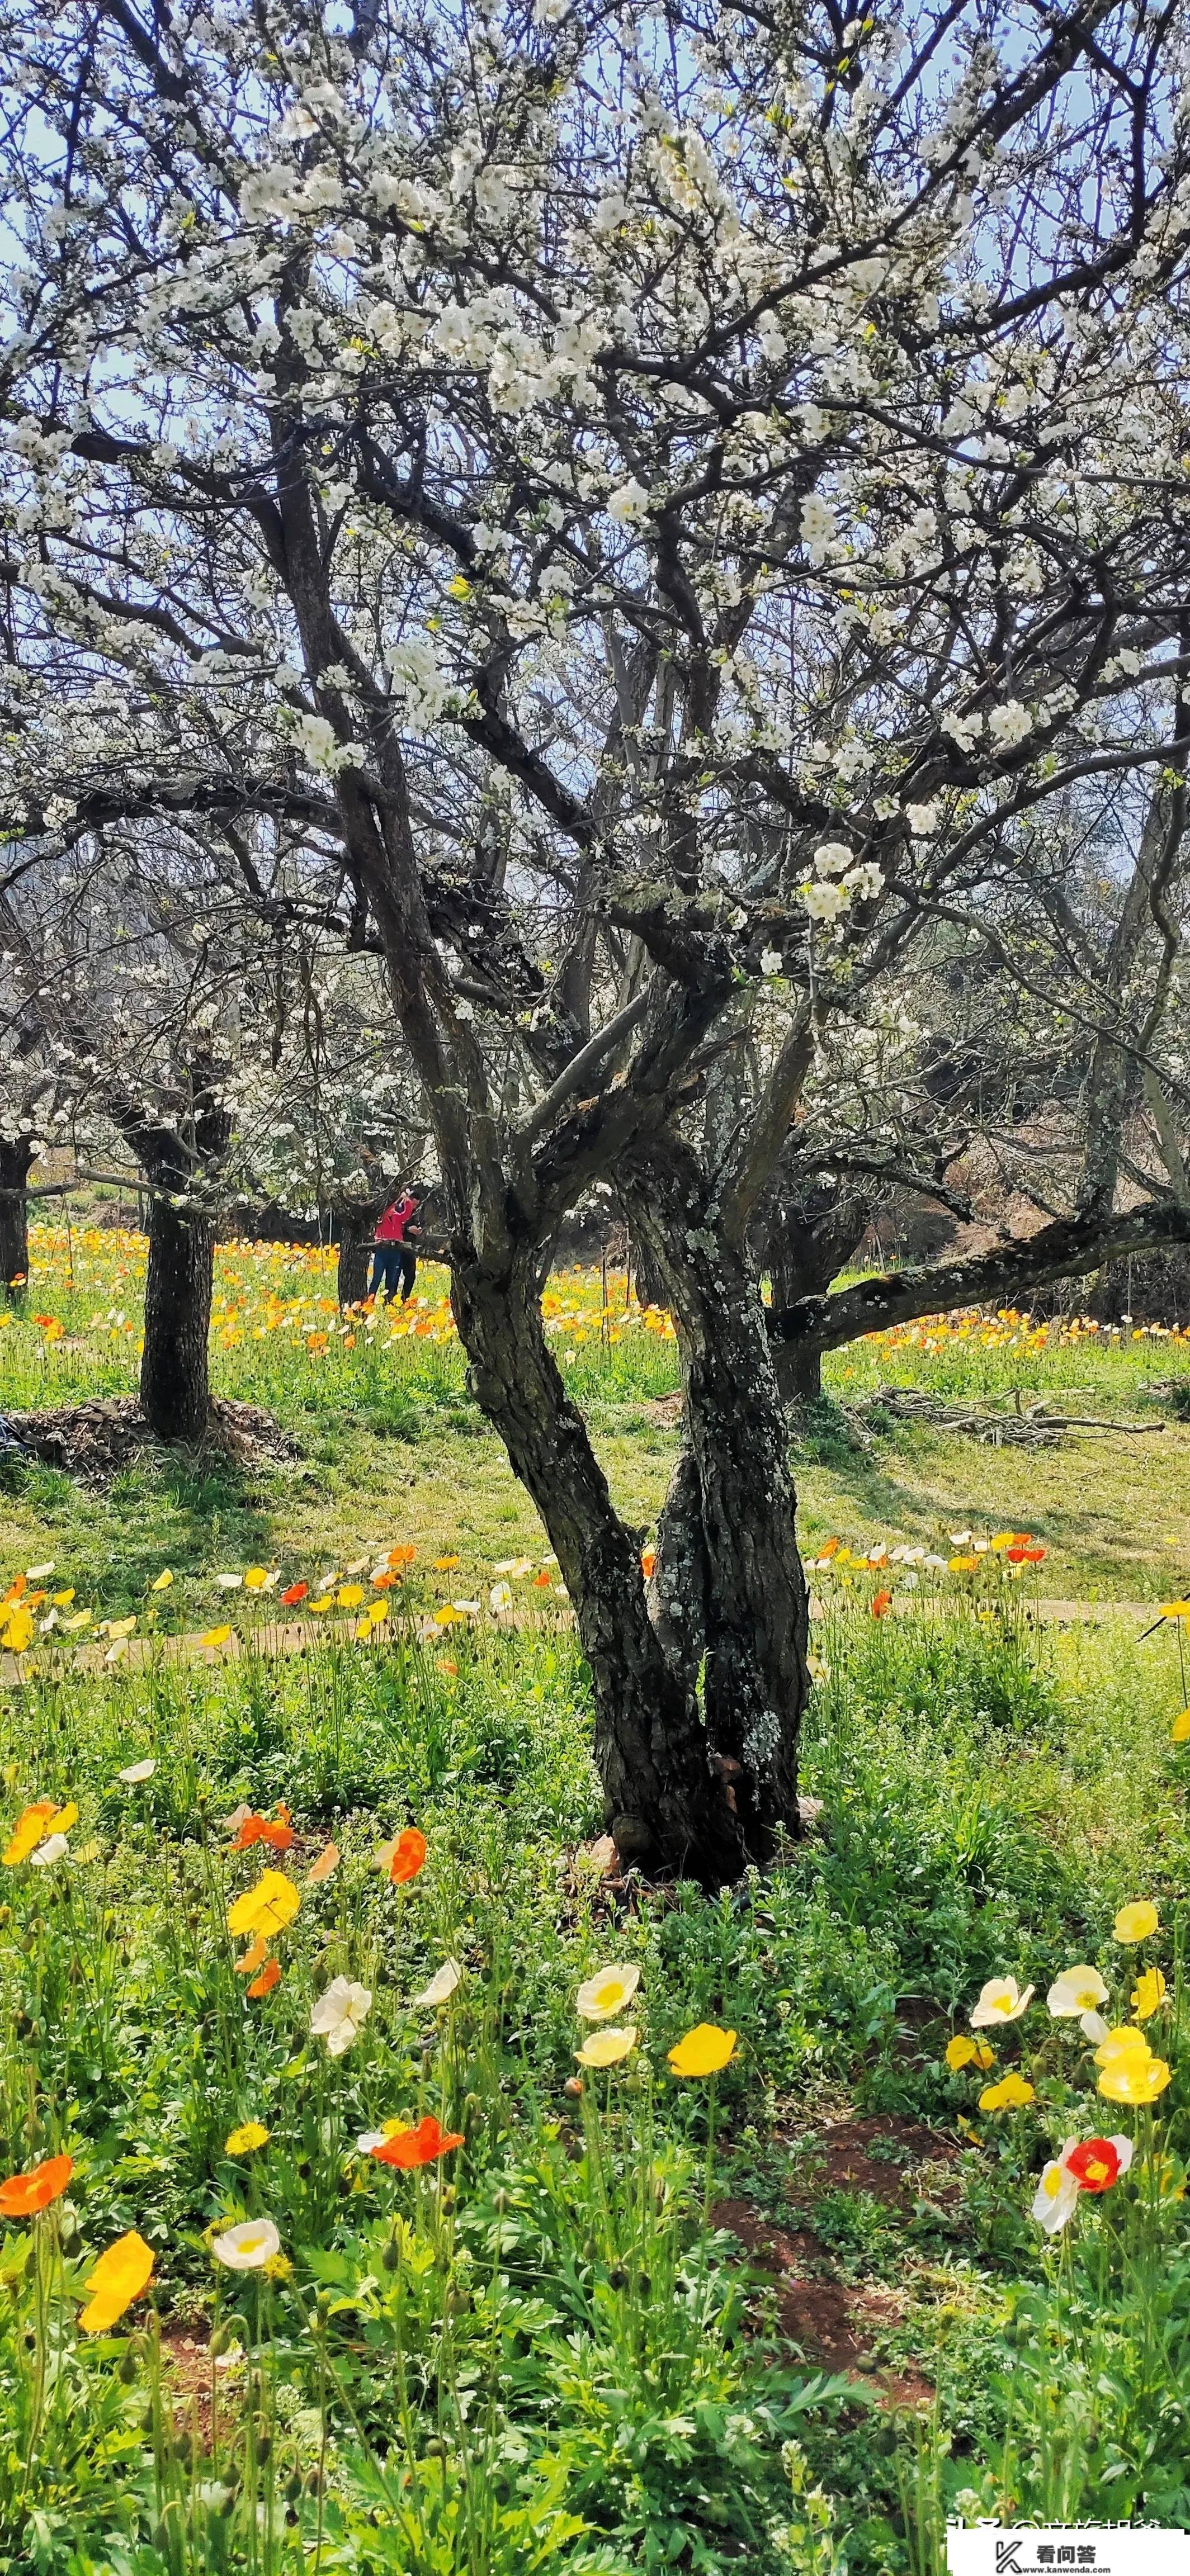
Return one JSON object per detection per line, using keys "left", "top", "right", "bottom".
{"left": 1068, "top": 2135, "right": 1133, "bottom": 2194}
{"left": 226, "top": 1868, "right": 300, "bottom": 1939}
{"left": 281, "top": 1581, "right": 308, "bottom": 1607}
{"left": 576, "top": 1964, "right": 640, "bottom": 2023}
{"left": 1098, "top": 2049, "right": 1172, "bottom": 2106}
{"left": 1032, "top": 2140, "right": 1080, "bottom": 2234}
{"left": 388, "top": 1546, "right": 416, "bottom": 1569}
{"left": 210, "top": 2217, "right": 281, "bottom": 2271}
{"left": 371, "top": 2114, "right": 464, "bottom": 2168}
{"left": 1046, "top": 1967, "right": 1108, "bottom": 2035}
{"left": 79, "top": 2231, "right": 154, "bottom": 2333}
{"left": 117, "top": 1759, "right": 156, "bottom": 1785}
{"left": 978, "top": 2071, "right": 1035, "bottom": 2111}
{"left": 1171, "top": 1708, "right": 1190, "bottom": 1743}
{"left": 1132, "top": 1967, "right": 1167, "bottom": 2021}
{"left": 1114, "top": 1900, "right": 1159, "bottom": 1944}
{"left": 389, "top": 1827, "right": 427, "bottom": 1885}
{"left": 306, "top": 1842, "right": 339, "bottom": 1884}
{"left": 945, "top": 2035, "right": 994, "bottom": 2072}
{"left": 668, "top": 2024, "right": 738, "bottom": 2078}
{"left": 970, "top": 1976, "right": 1034, "bottom": 2029}
{"left": 310, "top": 1976, "right": 372, "bottom": 2056}
{"left": 248, "top": 1958, "right": 281, "bottom": 1998}
{"left": 200, "top": 1625, "right": 233, "bottom": 1652}
{"left": 338, "top": 1584, "right": 365, "bottom": 1609}
{"left": 641, "top": 1547, "right": 657, "bottom": 1580}
{"left": 871, "top": 1588, "right": 892, "bottom": 1618}
{"left": 230, "top": 1811, "right": 295, "bottom": 1854}
{"left": 0, "top": 2152, "right": 73, "bottom": 2217}
{"left": 234, "top": 1934, "right": 269, "bottom": 1976}
{"left": 576, "top": 2025, "right": 638, "bottom": 2068}
{"left": 4, "top": 1800, "right": 59, "bottom": 1865}
{"left": 412, "top": 1959, "right": 462, "bottom": 2009}
{"left": 433, "top": 1555, "right": 460, "bottom": 1574}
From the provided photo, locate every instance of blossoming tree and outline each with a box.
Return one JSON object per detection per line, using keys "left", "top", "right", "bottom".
{"left": 3, "top": 0, "right": 1190, "bottom": 1874}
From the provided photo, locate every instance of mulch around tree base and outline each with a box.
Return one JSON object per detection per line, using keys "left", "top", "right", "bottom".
{"left": 1, "top": 1394, "right": 296, "bottom": 1486}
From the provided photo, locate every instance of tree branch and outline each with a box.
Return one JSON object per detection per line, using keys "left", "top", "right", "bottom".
{"left": 769, "top": 1200, "right": 1190, "bottom": 1355}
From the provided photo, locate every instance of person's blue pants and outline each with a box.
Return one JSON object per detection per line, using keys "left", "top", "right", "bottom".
{"left": 369, "top": 1244, "right": 416, "bottom": 1301}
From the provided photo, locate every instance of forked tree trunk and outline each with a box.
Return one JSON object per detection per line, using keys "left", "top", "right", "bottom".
{"left": 450, "top": 1246, "right": 743, "bottom": 1883}
{"left": 140, "top": 1177, "right": 216, "bottom": 1443}
{"left": 625, "top": 1153, "right": 810, "bottom": 1860}
{"left": 0, "top": 1138, "right": 32, "bottom": 1292}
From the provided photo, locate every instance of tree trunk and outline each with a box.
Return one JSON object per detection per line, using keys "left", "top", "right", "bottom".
{"left": 777, "top": 1338, "right": 823, "bottom": 1405}
{"left": 0, "top": 1138, "right": 32, "bottom": 1293}
{"left": 337, "top": 1204, "right": 378, "bottom": 1308}
{"left": 625, "top": 1153, "right": 810, "bottom": 1861}
{"left": 450, "top": 1247, "right": 743, "bottom": 1883}
{"left": 140, "top": 1178, "right": 216, "bottom": 1443}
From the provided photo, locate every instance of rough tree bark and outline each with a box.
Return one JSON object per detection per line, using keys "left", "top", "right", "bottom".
{"left": 110, "top": 1072, "right": 232, "bottom": 1445}
{"left": 0, "top": 1137, "right": 33, "bottom": 1292}
{"left": 451, "top": 1240, "right": 744, "bottom": 1883}
{"left": 140, "top": 1165, "right": 218, "bottom": 1442}
{"left": 759, "top": 1181, "right": 875, "bottom": 1407}
{"left": 336, "top": 1200, "right": 381, "bottom": 1308}
{"left": 624, "top": 1148, "right": 809, "bottom": 1860}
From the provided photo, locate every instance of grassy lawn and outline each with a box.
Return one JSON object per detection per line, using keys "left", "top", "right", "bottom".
{"left": 2, "top": 1228, "right": 1190, "bottom": 2571}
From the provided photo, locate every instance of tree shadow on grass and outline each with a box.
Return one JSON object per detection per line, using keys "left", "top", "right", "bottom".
{"left": 0, "top": 1441, "right": 278, "bottom": 1616}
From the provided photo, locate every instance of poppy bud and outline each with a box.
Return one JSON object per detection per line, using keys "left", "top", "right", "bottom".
{"left": 607, "top": 2266, "right": 627, "bottom": 2291}
{"left": 285, "top": 2471, "right": 303, "bottom": 2503}
{"left": 209, "top": 2322, "right": 234, "bottom": 2357}
{"left": 118, "top": 2346, "right": 139, "bottom": 2383}
{"left": 564, "top": 2076, "right": 583, "bottom": 2097}
{"left": 424, "top": 2436, "right": 448, "bottom": 2459}
{"left": 380, "top": 2234, "right": 401, "bottom": 2272}
{"left": 253, "top": 2430, "right": 272, "bottom": 2465}
{"left": 439, "top": 2182, "right": 456, "bottom": 2209}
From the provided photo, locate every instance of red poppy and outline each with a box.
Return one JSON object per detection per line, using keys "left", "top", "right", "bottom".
{"left": 1067, "top": 2137, "right": 1122, "bottom": 2193}
{"left": 281, "top": 1581, "right": 309, "bottom": 1607}
{"left": 232, "top": 1811, "right": 296, "bottom": 1854}
{"left": 371, "top": 2115, "right": 463, "bottom": 2169}
{"left": 247, "top": 1957, "right": 281, "bottom": 1999}
{"left": 1022, "top": 1545, "right": 1046, "bottom": 1563}
{"left": 0, "top": 2152, "right": 73, "bottom": 2217}
{"left": 389, "top": 1827, "right": 427, "bottom": 1886}
{"left": 871, "top": 1589, "right": 893, "bottom": 1619}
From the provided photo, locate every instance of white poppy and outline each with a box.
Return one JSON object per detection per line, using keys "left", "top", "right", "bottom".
{"left": 210, "top": 2218, "right": 281, "bottom": 2271}
{"left": 412, "top": 1959, "right": 462, "bottom": 2010}
{"left": 30, "top": 1832, "right": 69, "bottom": 1867}
{"left": 1032, "top": 2142, "right": 1079, "bottom": 2236}
{"left": 118, "top": 1759, "right": 157, "bottom": 1785}
{"left": 576, "top": 1963, "right": 641, "bottom": 2023}
{"left": 971, "top": 1976, "right": 1034, "bottom": 2029}
{"left": 310, "top": 1976, "right": 373, "bottom": 2057}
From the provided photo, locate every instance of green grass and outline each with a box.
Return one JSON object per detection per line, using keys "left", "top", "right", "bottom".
{"left": 2, "top": 1229, "right": 1190, "bottom": 2568}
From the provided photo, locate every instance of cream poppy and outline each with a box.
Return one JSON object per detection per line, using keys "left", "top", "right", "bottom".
{"left": 575, "top": 1964, "right": 641, "bottom": 2023}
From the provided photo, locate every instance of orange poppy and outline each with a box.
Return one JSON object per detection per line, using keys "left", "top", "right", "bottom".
{"left": 0, "top": 2151, "right": 73, "bottom": 2217}
{"left": 871, "top": 1589, "right": 892, "bottom": 1618}
{"left": 371, "top": 2115, "right": 463, "bottom": 2169}
{"left": 234, "top": 1934, "right": 269, "bottom": 1975}
{"left": 231, "top": 1811, "right": 295, "bottom": 1854}
{"left": 389, "top": 1827, "right": 427, "bottom": 1886}
{"left": 306, "top": 1842, "right": 339, "bottom": 1884}
{"left": 388, "top": 1546, "right": 417, "bottom": 1569}
{"left": 248, "top": 1958, "right": 281, "bottom": 1998}
{"left": 280, "top": 1581, "right": 308, "bottom": 1607}
{"left": 641, "top": 1547, "right": 656, "bottom": 1580}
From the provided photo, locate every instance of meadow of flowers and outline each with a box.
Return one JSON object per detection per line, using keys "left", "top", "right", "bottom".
{"left": 2, "top": 1225, "right": 1190, "bottom": 2570}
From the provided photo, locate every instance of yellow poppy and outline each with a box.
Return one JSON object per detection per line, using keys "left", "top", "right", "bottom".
{"left": 2, "top": 1607, "right": 35, "bottom": 1653}
{"left": 78, "top": 2231, "right": 155, "bottom": 2334}
{"left": 1171, "top": 1709, "right": 1190, "bottom": 1743}
{"left": 227, "top": 1868, "right": 300, "bottom": 1939}
{"left": 575, "top": 2026, "right": 638, "bottom": 2068}
{"left": 977, "top": 2071, "right": 1035, "bottom": 2111}
{"left": 200, "top": 1625, "right": 233, "bottom": 1651}
{"left": 1114, "top": 1900, "right": 1159, "bottom": 1944}
{"left": 945, "top": 2035, "right": 994, "bottom": 2072}
{"left": 1098, "top": 2053, "right": 1172, "bottom": 2106}
{"left": 243, "top": 1568, "right": 270, "bottom": 1592}
{"left": 225, "top": 2121, "right": 270, "bottom": 2154}
{"left": 1132, "top": 1967, "right": 1167, "bottom": 2022}
{"left": 668, "top": 2024, "right": 737, "bottom": 2078}
{"left": 338, "top": 1584, "right": 365, "bottom": 1609}
{"left": 3, "top": 1801, "right": 58, "bottom": 1864}
{"left": 149, "top": 1570, "right": 173, "bottom": 1593}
